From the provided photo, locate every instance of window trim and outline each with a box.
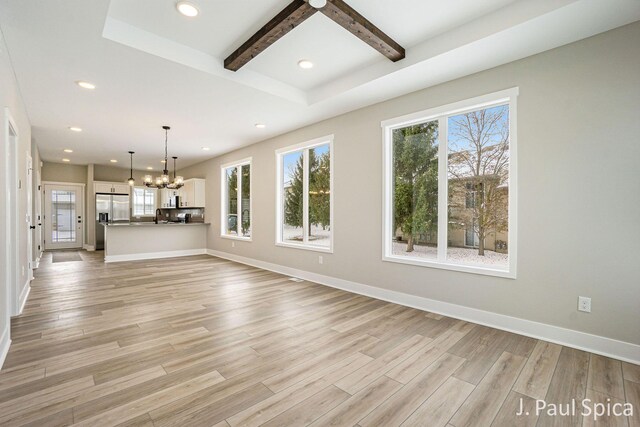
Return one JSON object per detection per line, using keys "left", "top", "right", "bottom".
{"left": 220, "top": 157, "right": 253, "bottom": 242}
{"left": 131, "top": 186, "right": 157, "bottom": 217}
{"left": 275, "top": 135, "right": 334, "bottom": 254}
{"left": 382, "top": 88, "right": 518, "bottom": 279}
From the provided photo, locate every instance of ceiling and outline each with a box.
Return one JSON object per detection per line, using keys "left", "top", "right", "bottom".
{"left": 1, "top": 0, "right": 639, "bottom": 169}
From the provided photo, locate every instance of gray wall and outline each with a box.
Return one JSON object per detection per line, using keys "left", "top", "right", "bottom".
{"left": 181, "top": 23, "right": 640, "bottom": 346}
{"left": 0, "top": 25, "right": 33, "bottom": 356}
{"left": 31, "top": 141, "right": 42, "bottom": 263}
{"left": 41, "top": 163, "right": 151, "bottom": 247}
{"left": 41, "top": 162, "right": 87, "bottom": 184}
{"left": 94, "top": 164, "right": 150, "bottom": 183}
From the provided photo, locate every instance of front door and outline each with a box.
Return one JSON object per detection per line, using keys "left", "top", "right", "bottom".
{"left": 44, "top": 184, "right": 84, "bottom": 250}
{"left": 465, "top": 219, "right": 480, "bottom": 248}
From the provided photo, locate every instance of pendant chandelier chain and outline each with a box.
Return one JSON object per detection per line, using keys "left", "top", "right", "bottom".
{"left": 163, "top": 127, "right": 169, "bottom": 176}
{"left": 127, "top": 151, "right": 135, "bottom": 186}
{"left": 143, "top": 126, "right": 184, "bottom": 189}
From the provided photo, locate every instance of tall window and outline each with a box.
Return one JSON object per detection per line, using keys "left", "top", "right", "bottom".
{"left": 221, "top": 158, "right": 251, "bottom": 239}
{"left": 383, "top": 89, "right": 517, "bottom": 277}
{"left": 276, "top": 136, "right": 333, "bottom": 252}
{"left": 132, "top": 187, "right": 156, "bottom": 216}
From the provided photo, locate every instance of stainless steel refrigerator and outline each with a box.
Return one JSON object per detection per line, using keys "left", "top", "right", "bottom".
{"left": 95, "top": 193, "right": 130, "bottom": 250}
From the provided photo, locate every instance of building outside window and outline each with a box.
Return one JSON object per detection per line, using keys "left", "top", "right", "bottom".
{"left": 382, "top": 88, "right": 517, "bottom": 277}
{"left": 221, "top": 158, "right": 252, "bottom": 239}
{"left": 276, "top": 136, "right": 333, "bottom": 252}
{"left": 132, "top": 187, "right": 156, "bottom": 217}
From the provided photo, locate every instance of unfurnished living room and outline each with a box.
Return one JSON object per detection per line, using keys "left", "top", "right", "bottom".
{"left": 1, "top": 0, "right": 639, "bottom": 426}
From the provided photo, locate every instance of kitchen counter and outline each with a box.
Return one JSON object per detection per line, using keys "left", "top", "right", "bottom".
{"left": 103, "top": 222, "right": 210, "bottom": 227}
{"left": 102, "top": 222, "right": 209, "bottom": 262}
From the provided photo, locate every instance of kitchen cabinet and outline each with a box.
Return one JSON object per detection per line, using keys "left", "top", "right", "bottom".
{"left": 94, "top": 181, "right": 130, "bottom": 195}
{"left": 159, "top": 188, "right": 179, "bottom": 208}
{"left": 179, "top": 179, "right": 205, "bottom": 208}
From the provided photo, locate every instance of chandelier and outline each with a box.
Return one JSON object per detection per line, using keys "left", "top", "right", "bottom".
{"left": 127, "top": 151, "right": 135, "bottom": 186}
{"left": 143, "top": 126, "right": 184, "bottom": 189}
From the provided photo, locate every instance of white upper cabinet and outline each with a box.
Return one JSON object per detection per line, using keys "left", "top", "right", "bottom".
{"left": 179, "top": 178, "right": 205, "bottom": 208}
{"left": 159, "top": 188, "right": 180, "bottom": 208}
{"left": 94, "top": 181, "right": 130, "bottom": 195}
{"left": 112, "top": 183, "right": 131, "bottom": 194}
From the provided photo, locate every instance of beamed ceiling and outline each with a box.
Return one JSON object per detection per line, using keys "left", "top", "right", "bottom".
{"left": 0, "top": 0, "right": 638, "bottom": 168}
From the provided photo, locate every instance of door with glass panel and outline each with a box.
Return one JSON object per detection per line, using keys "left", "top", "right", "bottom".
{"left": 44, "top": 184, "right": 84, "bottom": 250}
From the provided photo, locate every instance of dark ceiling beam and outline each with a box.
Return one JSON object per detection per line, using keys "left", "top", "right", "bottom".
{"left": 318, "top": 0, "right": 405, "bottom": 62}
{"left": 224, "top": 0, "right": 318, "bottom": 72}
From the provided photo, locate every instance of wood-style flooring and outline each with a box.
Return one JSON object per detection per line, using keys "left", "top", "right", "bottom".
{"left": 1, "top": 251, "right": 638, "bottom": 426}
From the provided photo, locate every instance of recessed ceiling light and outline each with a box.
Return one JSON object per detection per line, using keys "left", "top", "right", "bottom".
{"left": 176, "top": 1, "right": 199, "bottom": 17}
{"left": 64, "top": 149, "right": 73, "bottom": 153}
{"left": 147, "top": 166, "right": 153, "bottom": 170}
{"left": 62, "top": 158, "right": 70, "bottom": 162}
{"left": 298, "top": 59, "right": 314, "bottom": 69}
{"left": 76, "top": 81, "right": 96, "bottom": 90}
{"left": 201, "top": 147, "right": 210, "bottom": 151}
{"left": 110, "top": 159, "right": 118, "bottom": 163}
{"left": 255, "top": 123, "right": 266, "bottom": 129}
{"left": 69, "top": 126, "right": 82, "bottom": 132}
{"left": 309, "top": 0, "right": 327, "bottom": 8}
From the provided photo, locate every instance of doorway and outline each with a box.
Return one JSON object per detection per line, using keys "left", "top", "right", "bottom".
{"left": 34, "top": 166, "right": 42, "bottom": 267}
{"left": 26, "top": 153, "right": 33, "bottom": 280}
{"left": 5, "top": 109, "right": 20, "bottom": 316}
{"left": 43, "top": 183, "right": 84, "bottom": 250}
{"left": 465, "top": 219, "right": 480, "bottom": 248}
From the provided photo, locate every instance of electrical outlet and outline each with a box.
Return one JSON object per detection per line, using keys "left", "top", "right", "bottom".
{"left": 578, "top": 296, "right": 591, "bottom": 313}
{"left": 319, "top": 255, "right": 323, "bottom": 265}
{"left": 231, "top": 241, "right": 235, "bottom": 248}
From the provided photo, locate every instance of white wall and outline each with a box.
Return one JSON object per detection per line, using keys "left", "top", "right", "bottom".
{"left": 0, "top": 25, "right": 33, "bottom": 366}
{"left": 181, "top": 23, "right": 640, "bottom": 353}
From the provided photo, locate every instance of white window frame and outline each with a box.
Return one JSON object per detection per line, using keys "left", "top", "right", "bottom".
{"left": 131, "top": 187, "right": 157, "bottom": 217}
{"left": 275, "top": 135, "right": 334, "bottom": 253}
{"left": 220, "top": 157, "right": 252, "bottom": 241}
{"left": 382, "top": 88, "right": 518, "bottom": 279}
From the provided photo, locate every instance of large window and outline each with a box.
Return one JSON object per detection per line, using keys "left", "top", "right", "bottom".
{"left": 276, "top": 136, "right": 333, "bottom": 252}
{"left": 132, "top": 187, "right": 156, "bottom": 216}
{"left": 383, "top": 89, "right": 517, "bottom": 277}
{"left": 221, "top": 158, "right": 251, "bottom": 240}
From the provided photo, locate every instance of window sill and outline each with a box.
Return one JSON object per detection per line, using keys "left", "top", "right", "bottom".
{"left": 220, "top": 234, "right": 252, "bottom": 242}
{"left": 382, "top": 254, "right": 515, "bottom": 279}
{"left": 276, "top": 241, "right": 333, "bottom": 254}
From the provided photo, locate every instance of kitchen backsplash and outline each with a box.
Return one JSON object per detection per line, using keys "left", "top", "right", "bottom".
{"left": 131, "top": 207, "right": 205, "bottom": 223}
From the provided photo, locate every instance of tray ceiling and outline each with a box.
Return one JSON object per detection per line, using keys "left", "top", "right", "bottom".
{"left": 1, "top": 0, "right": 638, "bottom": 167}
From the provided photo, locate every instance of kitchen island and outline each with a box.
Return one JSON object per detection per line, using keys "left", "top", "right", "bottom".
{"left": 102, "top": 222, "right": 210, "bottom": 263}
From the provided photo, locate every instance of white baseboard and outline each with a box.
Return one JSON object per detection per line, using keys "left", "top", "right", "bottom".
{"left": 206, "top": 249, "right": 640, "bottom": 364}
{"left": 83, "top": 244, "right": 95, "bottom": 252}
{"left": 0, "top": 327, "right": 10, "bottom": 370}
{"left": 17, "top": 280, "right": 31, "bottom": 316}
{"left": 105, "top": 248, "right": 207, "bottom": 263}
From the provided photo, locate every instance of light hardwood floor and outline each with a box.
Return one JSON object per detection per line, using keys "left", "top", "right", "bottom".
{"left": 1, "top": 251, "right": 638, "bottom": 426}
